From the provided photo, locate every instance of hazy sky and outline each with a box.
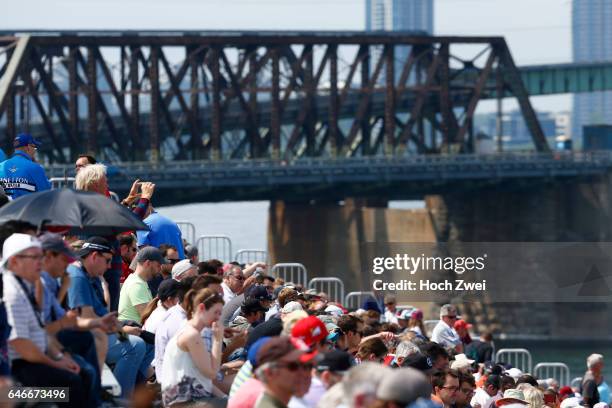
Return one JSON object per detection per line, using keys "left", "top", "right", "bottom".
{"left": 1, "top": 0, "right": 572, "bottom": 112}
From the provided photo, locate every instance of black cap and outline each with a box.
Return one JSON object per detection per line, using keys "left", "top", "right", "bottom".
{"left": 246, "top": 284, "right": 273, "bottom": 301}
{"left": 77, "top": 236, "right": 113, "bottom": 258}
{"left": 401, "top": 353, "right": 435, "bottom": 373}
{"left": 136, "top": 246, "right": 168, "bottom": 265}
{"left": 315, "top": 349, "right": 352, "bottom": 373}
{"left": 486, "top": 374, "right": 502, "bottom": 388}
{"left": 39, "top": 233, "right": 76, "bottom": 261}
{"left": 157, "top": 278, "right": 181, "bottom": 302}
{"left": 241, "top": 298, "right": 268, "bottom": 315}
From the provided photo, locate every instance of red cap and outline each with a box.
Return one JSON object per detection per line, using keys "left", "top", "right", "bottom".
{"left": 559, "top": 386, "right": 573, "bottom": 397}
{"left": 454, "top": 319, "right": 473, "bottom": 330}
{"left": 291, "top": 315, "right": 329, "bottom": 347}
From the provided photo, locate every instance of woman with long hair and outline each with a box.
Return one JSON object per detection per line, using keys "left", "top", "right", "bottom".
{"left": 161, "top": 287, "right": 225, "bottom": 406}
{"left": 407, "top": 309, "right": 428, "bottom": 339}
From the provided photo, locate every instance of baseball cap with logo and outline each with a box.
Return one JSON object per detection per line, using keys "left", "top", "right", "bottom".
{"left": 315, "top": 349, "right": 352, "bottom": 373}
{"left": 246, "top": 284, "right": 273, "bottom": 301}
{"left": 77, "top": 236, "right": 113, "bottom": 258}
{"left": 401, "top": 352, "right": 435, "bottom": 374}
{"left": 13, "top": 133, "right": 42, "bottom": 148}
{"left": 291, "top": 315, "right": 329, "bottom": 347}
{"left": 1, "top": 233, "right": 41, "bottom": 266}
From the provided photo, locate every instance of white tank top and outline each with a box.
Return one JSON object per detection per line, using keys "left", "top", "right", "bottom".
{"left": 161, "top": 327, "right": 214, "bottom": 406}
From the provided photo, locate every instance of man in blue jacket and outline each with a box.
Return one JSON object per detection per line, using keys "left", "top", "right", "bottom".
{"left": 0, "top": 133, "right": 51, "bottom": 199}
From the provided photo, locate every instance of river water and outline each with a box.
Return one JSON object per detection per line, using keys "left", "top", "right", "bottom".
{"left": 158, "top": 200, "right": 612, "bottom": 383}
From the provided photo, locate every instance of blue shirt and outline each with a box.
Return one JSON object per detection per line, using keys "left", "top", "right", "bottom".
{"left": 40, "top": 271, "right": 66, "bottom": 323}
{"left": 137, "top": 211, "right": 185, "bottom": 259}
{"left": 67, "top": 263, "right": 108, "bottom": 317}
{"left": 0, "top": 151, "right": 51, "bottom": 199}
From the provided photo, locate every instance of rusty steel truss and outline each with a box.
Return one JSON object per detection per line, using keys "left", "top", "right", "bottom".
{"left": 0, "top": 31, "right": 549, "bottom": 163}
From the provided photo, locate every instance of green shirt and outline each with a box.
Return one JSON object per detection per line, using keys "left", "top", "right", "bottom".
{"left": 118, "top": 272, "right": 152, "bottom": 323}
{"left": 255, "top": 392, "right": 287, "bottom": 408}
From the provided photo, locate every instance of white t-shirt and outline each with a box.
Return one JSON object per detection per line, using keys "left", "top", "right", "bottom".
{"left": 221, "top": 282, "right": 237, "bottom": 304}
{"left": 471, "top": 387, "right": 494, "bottom": 408}
{"left": 143, "top": 301, "right": 168, "bottom": 334}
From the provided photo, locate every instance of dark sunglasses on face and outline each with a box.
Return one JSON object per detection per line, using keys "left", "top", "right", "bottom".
{"left": 166, "top": 258, "right": 179, "bottom": 264}
{"left": 232, "top": 274, "right": 245, "bottom": 281}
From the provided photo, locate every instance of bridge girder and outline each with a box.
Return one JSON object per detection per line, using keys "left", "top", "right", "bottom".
{"left": 0, "top": 32, "right": 550, "bottom": 163}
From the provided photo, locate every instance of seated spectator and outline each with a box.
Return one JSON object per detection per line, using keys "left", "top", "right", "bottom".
{"left": 118, "top": 247, "right": 165, "bottom": 323}
{"left": 222, "top": 264, "right": 245, "bottom": 303}
{"left": 472, "top": 374, "right": 501, "bottom": 408}
{"left": 172, "top": 259, "right": 197, "bottom": 281}
{"left": 465, "top": 332, "right": 494, "bottom": 364}
{"left": 254, "top": 336, "right": 314, "bottom": 408}
{"left": 456, "top": 371, "right": 477, "bottom": 408}
{"left": 185, "top": 244, "right": 199, "bottom": 264}
{"left": 341, "top": 362, "right": 392, "bottom": 408}
{"left": 160, "top": 287, "right": 225, "bottom": 406}
{"left": 147, "top": 244, "right": 180, "bottom": 296}
{"left": 230, "top": 298, "right": 269, "bottom": 331}
{"left": 3, "top": 233, "right": 93, "bottom": 408}
{"left": 118, "top": 234, "right": 137, "bottom": 284}
{"left": 431, "top": 304, "right": 463, "bottom": 353}
{"left": 67, "top": 236, "right": 154, "bottom": 398}
{"left": 408, "top": 308, "right": 427, "bottom": 338}
{"left": 432, "top": 368, "right": 461, "bottom": 408}
{"left": 302, "top": 349, "right": 352, "bottom": 407}
{"left": 198, "top": 259, "right": 224, "bottom": 276}
{"left": 142, "top": 278, "right": 181, "bottom": 334}
{"left": 356, "top": 337, "right": 388, "bottom": 364}
{"left": 421, "top": 341, "right": 450, "bottom": 370}
{"left": 374, "top": 367, "right": 433, "bottom": 408}
{"left": 336, "top": 314, "right": 365, "bottom": 354}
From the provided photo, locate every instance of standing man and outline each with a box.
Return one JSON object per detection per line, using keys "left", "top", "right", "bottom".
{"left": 137, "top": 204, "right": 185, "bottom": 259}
{"left": 0, "top": 133, "right": 51, "bottom": 199}
{"left": 118, "top": 247, "right": 165, "bottom": 323}
{"left": 432, "top": 304, "right": 463, "bottom": 353}
{"left": 582, "top": 354, "right": 603, "bottom": 408}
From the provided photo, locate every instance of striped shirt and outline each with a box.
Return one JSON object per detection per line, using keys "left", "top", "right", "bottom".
{"left": 3, "top": 271, "right": 47, "bottom": 362}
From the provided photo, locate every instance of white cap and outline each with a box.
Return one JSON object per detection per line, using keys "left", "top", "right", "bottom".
{"left": 451, "top": 353, "right": 475, "bottom": 370}
{"left": 281, "top": 301, "right": 303, "bottom": 314}
{"left": 505, "top": 367, "right": 523, "bottom": 380}
{"left": 171, "top": 259, "right": 196, "bottom": 280}
{"left": 1, "top": 233, "right": 41, "bottom": 266}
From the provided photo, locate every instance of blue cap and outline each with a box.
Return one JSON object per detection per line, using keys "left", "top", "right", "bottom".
{"left": 14, "top": 133, "right": 42, "bottom": 148}
{"left": 247, "top": 336, "right": 272, "bottom": 367}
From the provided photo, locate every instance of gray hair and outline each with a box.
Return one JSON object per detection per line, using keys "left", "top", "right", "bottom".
{"left": 440, "top": 304, "right": 457, "bottom": 319}
{"left": 395, "top": 341, "right": 421, "bottom": 359}
{"left": 185, "top": 244, "right": 198, "bottom": 258}
{"left": 342, "top": 362, "right": 392, "bottom": 406}
{"left": 587, "top": 353, "right": 604, "bottom": 369}
{"left": 75, "top": 163, "right": 107, "bottom": 191}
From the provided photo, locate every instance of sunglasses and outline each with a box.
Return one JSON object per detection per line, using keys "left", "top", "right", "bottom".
{"left": 166, "top": 258, "right": 179, "bottom": 264}
{"left": 231, "top": 274, "right": 245, "bottom": 281}
{"left": 275, "top": 361, "right": 313, "bottom": 372}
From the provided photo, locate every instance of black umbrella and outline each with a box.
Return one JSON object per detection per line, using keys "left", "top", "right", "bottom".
{"left": 0, "top": 188, "right": 149, "bottom": 235}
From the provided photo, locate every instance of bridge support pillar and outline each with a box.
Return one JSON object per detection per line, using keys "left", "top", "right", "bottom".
{"left": 425, "top": 178, "right": 612, "bottom": 338}
{"left": 267, "top": 198, "right": 436, "bottom": 290}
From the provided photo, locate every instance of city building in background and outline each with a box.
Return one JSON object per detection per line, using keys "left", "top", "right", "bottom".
{"left": 365, "top": 0, "right": 433, "bottom": 82}
{"left": 572, "top": 0, "right": 612, "bottom": 141}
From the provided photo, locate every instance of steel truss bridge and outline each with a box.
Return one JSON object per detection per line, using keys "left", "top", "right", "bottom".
{"left": 5, "top": 30, "right": 607, "bottom": 164}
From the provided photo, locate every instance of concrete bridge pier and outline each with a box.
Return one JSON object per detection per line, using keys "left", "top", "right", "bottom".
{"left": 268, "top": 176, "right": 612, "bottom": 339}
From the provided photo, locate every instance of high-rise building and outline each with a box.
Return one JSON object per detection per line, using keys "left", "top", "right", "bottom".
{"left": 365, "top": 0, "right": 433, "bottom": 82}
{"left": 572, "top": 0, "right": 612, "bottom": 140}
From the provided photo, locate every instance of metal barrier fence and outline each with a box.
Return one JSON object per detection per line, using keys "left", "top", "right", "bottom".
{"left": 196, "top": 235, "right": 233, "bottom": 262}
{"left": 271, "top": 263, "right": 308, "bottom": 287}
{"left": 49, "top": 177, "right": 75, "bottom": 189}
{"left": 571, "top": 377, "right": 582, "bottom": 389}
{"left": 235, "top": 249, "right": 269, "bottom": 265}
{"left": 307, "top": 278, "right": 345, "bottom": 304}
{"left": 344, "top": 291, "right": 375, "bottom": 310}
{"left": 495, "top": 348, "right": 532, "bottom": 373}
{"left": 534, "top": 362, "right": 571, "bottom": 387}
{"left": 176, "top": 221, "right": 196, "bottom": 245}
